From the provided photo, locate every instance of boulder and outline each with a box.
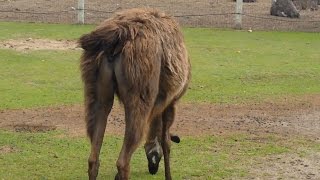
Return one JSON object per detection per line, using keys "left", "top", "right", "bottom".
{"left": 233, "top": 0, "right": 257, "bottom": 2}
{"left": 270, "top": 0, "right": 300, "bottom": 18}
{"left": 292, "top": 0, "right": 318, "bottom": 10}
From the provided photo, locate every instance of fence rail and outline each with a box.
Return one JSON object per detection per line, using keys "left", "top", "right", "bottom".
{"left": 0, "top": 0, "right": 319, "bottom": 32}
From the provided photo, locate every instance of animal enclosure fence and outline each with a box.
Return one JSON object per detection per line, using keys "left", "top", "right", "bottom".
{"left": 0, "top": 0, "right": 319, "bottom": 32}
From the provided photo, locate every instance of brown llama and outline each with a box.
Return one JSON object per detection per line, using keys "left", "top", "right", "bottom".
{"left": 79, "top": 8, "right": 191, "bottom": 180}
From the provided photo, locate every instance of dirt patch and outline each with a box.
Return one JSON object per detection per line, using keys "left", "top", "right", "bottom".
{"left": 0, "top": 38, "right": 79, "bottom": 51}
{"left": 0, "top": 95, "right": 319, "bottom": 140}
{"left": 247, "top": 153, "right": 320, "bottom": 179}
{"left": 10, "top": 124, "right": 57, "bottom": 132}
{"left": 0, "top": 145, "right": 18, "bottom": 154}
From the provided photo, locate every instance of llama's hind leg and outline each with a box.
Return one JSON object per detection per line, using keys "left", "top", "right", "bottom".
{"left": 162, "top": 103, "right": 176, "bottom": 180}
{"left": 87, "top": 101, "right": 112, "bottom": 180}
{"left": 115, "top": 102, "right": 153, "bottom": 180}
{"left": 86, "top": 63, "right": 115, "bottom": 180}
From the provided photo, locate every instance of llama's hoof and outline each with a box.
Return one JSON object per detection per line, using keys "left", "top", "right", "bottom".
{"left": 88, "top": 160, "right": 99, "bottom": 180}
{"left": 114, "top": 173, "right": 120, "bottom": 180}
{"left": 89, "top": 175, "right": 97, "bottom": 180}
{"left": 147, "top": 151, "right": 161, "bottom": 175}
{"left": 170, "top": 134, "right": 180, "bottom": 143}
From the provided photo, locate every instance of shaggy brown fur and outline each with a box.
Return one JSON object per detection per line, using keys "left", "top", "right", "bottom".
{"left": 79, "top": 8, "right": 190, "bottom": 180}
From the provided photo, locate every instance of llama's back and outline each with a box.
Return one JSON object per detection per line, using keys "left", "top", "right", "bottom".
{"left": 110, "top": 8, "right": 190, "bottom": 102}
{"left": 79, "top": 8, "right": 190, "bottom": 105}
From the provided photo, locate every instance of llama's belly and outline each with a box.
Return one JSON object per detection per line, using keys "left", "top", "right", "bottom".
{"left": 159, "top": 56, "right": 190, "bottom": 101}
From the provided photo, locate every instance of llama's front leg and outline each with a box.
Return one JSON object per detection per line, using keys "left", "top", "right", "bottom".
{"left": 145, "top": 116, "right": 181, "bottom": 175}
{"left": 162, "top": 103, "right": 176, "bottom": 180}
{"left": 144, "top": 115, "right": 163, "bottom": 175}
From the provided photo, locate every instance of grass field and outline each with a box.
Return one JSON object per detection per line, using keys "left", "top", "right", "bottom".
{"left": 0, "top": 22, "right": 320, "bottom": 179}
{"left": 0, "top": 22, "right": 319, "bottom": 109}
{"left": 1, "top": 130, "right": 319, "bottom": 179}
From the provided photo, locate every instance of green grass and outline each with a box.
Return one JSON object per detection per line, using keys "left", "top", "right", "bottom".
{"left": 0, "top": 49, "right": 82, "bottom": 109}
{"left": 0, "top": 22, "right": 93, "bottom": 40}
{"left": 184, "top": 28, "right": 320, "bottom": 103}
{"left": 1, "top": 130, "right": 318, "bottom": 179}
{"left": 0, "top": 22, "right": 320, "bottom": 109}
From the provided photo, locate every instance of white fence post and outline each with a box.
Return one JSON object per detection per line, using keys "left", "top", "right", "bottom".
{"left": 235, "top": 0, "right": 243, "bottom": 29}
{"left": 78, "top": 0, "right": 85, "bottom": 24}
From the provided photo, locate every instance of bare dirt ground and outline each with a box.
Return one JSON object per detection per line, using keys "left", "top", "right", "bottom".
{"left": 0, "top": 0, "right": 320, "bottom": 31}
{"left": 1, "top": 95, "right": 319, "bottom": 139}
{"left": 247, "top": 153, "right": 320, "bottom": 180}
{"left": 0, "top": 38, "right": 79, "bottom": 51}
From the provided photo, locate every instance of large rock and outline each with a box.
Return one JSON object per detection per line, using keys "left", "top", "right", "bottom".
{"left": 233, "top": 0, "right": 257, "bottom": 2}
{"left": 292, "top": 0, "right": 318, "bottom": 10}
{"left": 270, "top": 0, "right": 300, "bottom": 18}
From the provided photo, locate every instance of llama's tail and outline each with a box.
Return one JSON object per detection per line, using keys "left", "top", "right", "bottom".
{"left": 78, "top": 23, "right": 129, "bottom": 58}
{"left": 78, "top": 23, "right": 128, "bottom": 138}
